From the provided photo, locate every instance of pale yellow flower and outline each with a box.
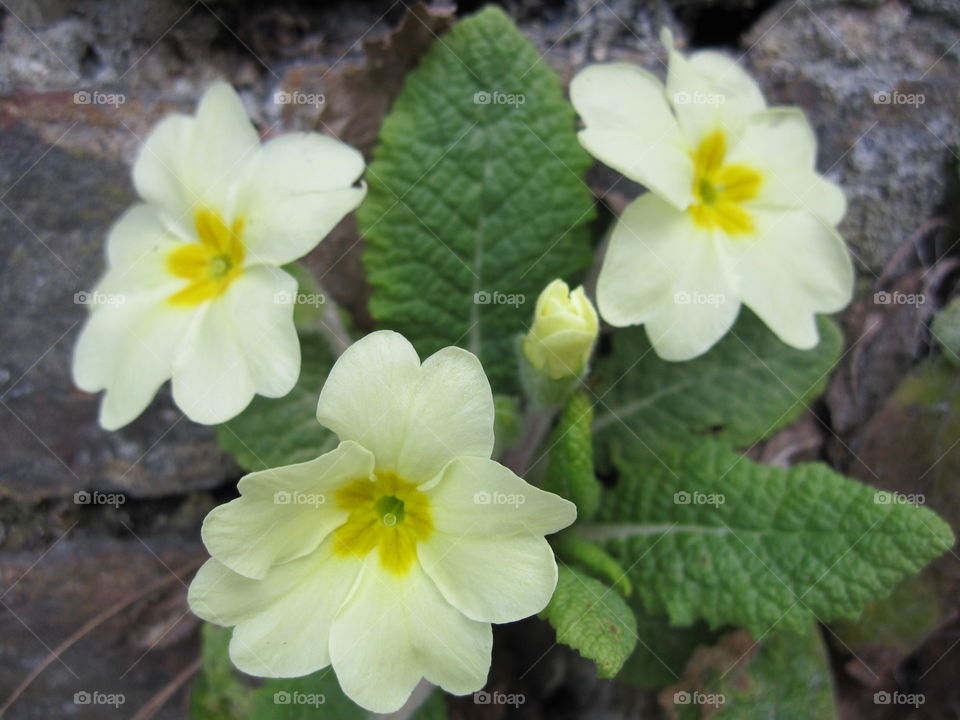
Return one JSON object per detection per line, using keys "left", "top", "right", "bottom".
{"left": 571, "top": 30, "right": 853, "bottom": 360}
{"left": 72, "top": 83, "right": 365, "bottom": 428}
{"left": 188, "top": 331, "right": 576, "bottom": 712}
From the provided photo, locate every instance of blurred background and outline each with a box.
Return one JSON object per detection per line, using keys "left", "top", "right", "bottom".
{"left": 0, "top": 0, "right": 958, "bottom": 717}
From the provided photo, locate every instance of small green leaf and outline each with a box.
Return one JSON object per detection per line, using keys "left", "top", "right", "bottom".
{"left": 554, "top": 532, "right": 631, "bottom": 596}
{"left": 492, "top": 393, "right": 522, "bottom": 457}
{"left": 544, "top": 392, "right": 601, "bottom": 518}
{"left": 359, "top": 5, "right": 594, "bottom": 393}
{"left": 662, "top": 624, "right": 837, "bottom": 719}
{"left": 540, "top": 565, "right": 637, "bottom": 678}
{"left": 592, "top": 311, "right": 842, "bottom": 457}
{"left": 409, "top": 689, "right": 449, "bottom": 720}
{"left": 252, "top": 672, "right": 365, "bottom": 719}
{"left": 216, "top": 332, "right": 338, "bottom": 471}
{"left": 584, "top": 439, "right": 955, "bottom": 635}
{"left": 190, "top": 624, "right": 255, "bottom": 720}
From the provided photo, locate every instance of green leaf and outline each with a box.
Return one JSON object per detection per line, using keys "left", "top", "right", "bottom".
{"left": 251, "top": 673, "right": 365, "bottom": 719}
{"left": 584, "top": 439, "right": 955, "bottom": 635}
{"left": 662, "top": 624, "right": 837, "bottom": 719}
{"left": 540, "top": 565, "right": 637, "bottom": 678}
{"left": 544, "top": 392, "right": 601, "bottom": 519}
{"left": 190, "top": 624, "right": 255, "bottom": 720}
{"left": 554, "top": 532, "right": 631, "bottom": 596}
{"left": 359, "top": 5, "right": 594, "bottom": 393}
{"left": 216, "top": 332, "right": 338, "bottom": 471}
{"left": 592, "top": 311, "right": 842, "bottom": 457}
{"left": 492, "top": 393, "right": 522, "bottom": 457}
{"left": 409, "top": 689, "right": 449, "bottom": 720}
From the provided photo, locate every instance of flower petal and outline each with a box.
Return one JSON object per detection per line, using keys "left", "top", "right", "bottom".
{"left": 425, "top": 456, "right": 576, "bottom": 537}
{"left": 133, "top": 83, "right": 259, "bottom": 221}
{"left": 73, "top": 287, "right": 195, "bottom": 430}
{"left": 726, "top": 208, "right": 853, "bottom": 348}
{"left": 419, "top": 533, "right": 558, "bottom": 624}
{"left": 188, "top": 545, "right": 362, "bottom": 677}
{"left": 570, "top": 63, "right": 693, "bottom": 209}
{"left": 329, "top": 555, "right": 491, "bottom": 712}
{"left": 663, "top": 28, "right": 766, "bottom": 145}
{"left": 238, "top": 133, "right": 366, "bottom": 266}
{"left": 170, "top": 266, "right": 299, "bottom": 424}
{"left": 104, "top": 204, "right": 184, "bottom": 281}
{"left": 597, "top": 193, "right": 741, "bottom": 360}
{"left": 202, "top": 441, "right": 374, "bottom": 579}
{"left": 727, "top": 109, "right": 846, "bottom": 226}
{"left": 316, "top": 332, "right": 495, "bottom": 481}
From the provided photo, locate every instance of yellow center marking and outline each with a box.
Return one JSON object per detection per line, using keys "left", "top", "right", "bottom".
{"left": 688, "top": 130, "right": 762, "bottom": 236}
{"left": 166, "top": 209, "right": 246, "bottom": 306}
{"left": 332, "top": 472, "right": 434, "bottom": 576}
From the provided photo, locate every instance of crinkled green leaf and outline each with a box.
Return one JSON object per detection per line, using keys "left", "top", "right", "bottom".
{"left": 540, "top": 565, "right": 637, "bottom": 678}
{"left": 583, "top": 439, "right": 954, "bottom": 635}
{"left": 554, "top": 532, "right": 631, "bottom": 596}
{"left": 359, "top": 5, "right": 594, "bottom": 393}
{"left": 544, "top": 392, "right": 600, "bottom": 518}
{"left": 663, "top": 624, "right": 836, "bottom": 720}
{"left": 592, "top": 311, "right": 842, "bottom": 457}
{"left": 216, "top": 332, "right": 337, "bottom": 471}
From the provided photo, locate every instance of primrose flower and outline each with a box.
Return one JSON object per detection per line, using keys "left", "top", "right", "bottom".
{"left": 522, "top": 279, "right": 599, "bottom": 380}
{"left": 570, "top": 30, "right": 853, "bottom": 361}
{"left": 188, "top": 331, "right": 576, "bottom": 713}
{"left": 72, "top": 83, "right": 365, "bottom": 428}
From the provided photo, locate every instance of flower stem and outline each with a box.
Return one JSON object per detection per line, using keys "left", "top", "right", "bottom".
{"left": 502, "top": 404, "right": 557, "bottom": 478}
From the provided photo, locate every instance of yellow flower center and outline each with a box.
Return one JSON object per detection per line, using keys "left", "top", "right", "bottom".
{"left": 689, "top": 130, "right": 762, "bottom": 235}
{"left": 166, "top": 209, "right": 246, "bottom": 306}
{"left": 332, "top": 472, "right": 434, "bottom": 576}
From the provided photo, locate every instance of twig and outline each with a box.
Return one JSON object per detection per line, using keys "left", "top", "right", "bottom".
{"left": 0, "top": 557, "right": 204, "bottom": 715}
{"left": 129, "top": 656, "right": 202, "bottom": 720}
